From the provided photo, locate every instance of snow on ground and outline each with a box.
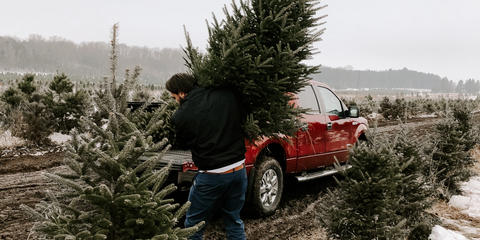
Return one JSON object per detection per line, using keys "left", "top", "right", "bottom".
{"left": 0, "top": 131, "right": 70, "bottom": 157}
{"left": 48, "top": 132, "right": 71, "bottom": 145}
{"left": 367, "top": 112, "right": 382, "bottom": 120}
{"left": 430, "top": 226, "right": 469, "bottom": 240}
{"left": 449, "top": 177, "right": 480, "bottom": 219}
{"left": 0, "top": 131, "right": 71, "bottom": 149}
{"left": 29, "top": 150, "right": 49, "bottom": 156}
{"left": 418, "top": 113, "right": 437, "bottom": 118}
{"left": 429, "top": 176, "right": 480, "bottom": 239}
{"left": 0, "top": 130, "right": 25, "bottom": 148}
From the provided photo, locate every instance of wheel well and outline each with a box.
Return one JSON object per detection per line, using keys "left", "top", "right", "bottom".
{"left": 257, "top": 143, "right": 286, "bottom": 171}
{"left": 359, "top": 133, "right": 367, "bottom": 141}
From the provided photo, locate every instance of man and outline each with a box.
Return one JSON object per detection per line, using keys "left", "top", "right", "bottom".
{"left": 165, "top": 73, "right": 247, "bottom": 240}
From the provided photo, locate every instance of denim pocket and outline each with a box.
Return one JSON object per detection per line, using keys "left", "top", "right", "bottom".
{"left": 195, "top": 173, "right": 221, "bottom": 193}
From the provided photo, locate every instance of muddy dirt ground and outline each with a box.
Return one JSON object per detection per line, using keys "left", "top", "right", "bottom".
{"left": 0, "top": 116, "right": 478, "bottom": 240}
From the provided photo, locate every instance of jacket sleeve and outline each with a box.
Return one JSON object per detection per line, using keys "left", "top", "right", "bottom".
{"left": 172, "top": 110, "right": 191, "bottom": 150}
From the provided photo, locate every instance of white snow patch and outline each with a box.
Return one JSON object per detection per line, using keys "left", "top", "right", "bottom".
{"left": 418, "top": 113, "right": 436, "bottom": 118}
{"left": 429, "top": 225, "right": 468, "bottom": 240}
{"left": 48, "top": 132, "right": 71, "bottom": 145}
{"left": 30, "top": 150, "right": 49, "bottom": 156}
{"left": 442, "top": 218, "right": 480, "bottom": 237}
{"left": 449, "top": 176, "right": 480, "bottom": 219}
{"left": 367, "top": 112, "right": 382, "bottom": 119}
{"left": 0, "top": 130, "right": 25, "bottom": 148}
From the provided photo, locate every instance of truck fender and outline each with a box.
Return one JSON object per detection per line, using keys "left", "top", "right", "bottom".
{"left": 354, "top": 124, "right": 368, "bottom": 140}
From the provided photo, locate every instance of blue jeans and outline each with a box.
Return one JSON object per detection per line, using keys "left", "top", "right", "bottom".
{"left": 184, "top": 167, "right": 247, "bottom": 240}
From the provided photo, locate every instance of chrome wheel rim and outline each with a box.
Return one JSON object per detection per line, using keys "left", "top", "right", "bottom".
{"left": 260, "top": 169, "right": 279, "bottom": 207}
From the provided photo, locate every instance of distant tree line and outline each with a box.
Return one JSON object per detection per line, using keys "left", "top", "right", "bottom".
{"left": 456, "top": 79, "right": 480, "bottom": 94}
{"left": 0, "top": 35, "right": 186, "bottom": 84}
{"left": 313, "top": 66, "right": 480, "bottom": 93}
{"left": 1, "top": 35, "right": 479, "bottom": 93}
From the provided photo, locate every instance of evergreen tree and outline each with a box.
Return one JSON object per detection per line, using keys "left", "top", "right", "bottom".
{"left": 184, "top": 0, "right": 325, "bottom": 140}
{"left": 392, "top": 128, "right": 436, "bottom": 236}
{"left": 50, "top": 72, "right": 74, "bottom": 93}
{"left": 43, "top": 73, "right": 90, "bottom": 133}
{"left": 319, "top": 130, "right": 435, "bottom": 240}
{"left": 21, "top": 24, "right": 203, "bottom": 240}
{"left": 359, "top": 94, "right": 376, "bottom": 117}
{"left": 452, "top": 103, "right": 476, "bottom": 151}
{"left": 127, "top": 91, "right": 178, "bottom": 144}
{"left": 456, "top": 80, "right": 465, "bottom": 93}
{"left": 379, "top": 96, "right": 393, "bottom": 119}
{"left": 1, "top": 87, "right": 23, "bottom": 106}
{"left": 0, "top": 74, "right": 54, "bottom": 144}
{"left": 18, "top": 99, "right": 55, "bottom": 145}
{"left": 379, "top": 97, "right": 407, "bottom": 120}
{"left": 427, "top": 106, "right": 476, "bottom": 197}
{"left": 17, "top": 73, "right": 36, "bottom": 96}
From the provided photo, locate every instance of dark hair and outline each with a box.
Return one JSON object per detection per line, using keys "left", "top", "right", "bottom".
{"left": 165, "top": 73, "right": 196, "bottom": 94}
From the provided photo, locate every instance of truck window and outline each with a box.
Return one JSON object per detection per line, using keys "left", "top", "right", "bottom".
{"left": 297, "top": 85, "right": 320, "bottom": 114}
{"left": 317, "top": 87, "right": 344, "bottom": 117}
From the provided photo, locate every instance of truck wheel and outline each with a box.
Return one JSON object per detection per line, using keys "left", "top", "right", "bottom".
{"left": 251, "top": 156, "right": 284, "bottom": 216}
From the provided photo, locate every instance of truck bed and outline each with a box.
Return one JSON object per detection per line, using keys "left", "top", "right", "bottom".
{"left": 141, "top": 150, "right": 195, "bottom": 189}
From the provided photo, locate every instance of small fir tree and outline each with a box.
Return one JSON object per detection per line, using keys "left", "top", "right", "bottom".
{"left": 379, "top": 96, "right": 393, "bottom": 119}
{"left": 359, "top": 94, "right": 377, "bottom": 117}
{"left": 452, "top": 104, "right": 476, "bottom": 151}
{"left": 1, "top": 87, "right": 23, "bottom": 106}
{"left": 184, "top": 0, "right": 325, "bottom": 140}
{"left": 0, "top": 74, "right": 54, "bottom": 144}
{"left": 392, "top": 128, "right": 437, "bottom": 238}
{"left": 43, "top": 73, "right": 90, "bottom": 133}
{"left": 427, "top": 107, "right": 476, "bottom": 198}
{"left": 379, "top": 97, "right": 407, "bottom": 120}
{"left": 319, "top": 130, "right": 435, "bottom": 240}
{"left": 18, "top": 99, "right": 55, "bottom": 145}
{"left": 17, "top": 73, "right": 36, "bottom": 96}
{"left": 21, "top": 24, "right": 203, "bottom": 240}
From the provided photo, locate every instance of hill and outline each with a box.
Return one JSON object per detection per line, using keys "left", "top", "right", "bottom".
{"left": 0, "top": 35, "right": 478, "bottom": 93}
{"left": 0, "top": 35, "right": 186, "bottom": 84}
{"left": 313, "top": 67, "right": 457, "bottom": 92}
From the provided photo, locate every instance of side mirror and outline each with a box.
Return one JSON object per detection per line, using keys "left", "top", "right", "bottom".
{"left": 349, "top": 106, "right": 359, "bottom": 118}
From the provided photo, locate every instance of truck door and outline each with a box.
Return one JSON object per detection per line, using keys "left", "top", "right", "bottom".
{"left": 295, "top": 85, "right": 326, "bottom": 171}
{"left": 316, "top": 86, "right": 352, "bottom": 164}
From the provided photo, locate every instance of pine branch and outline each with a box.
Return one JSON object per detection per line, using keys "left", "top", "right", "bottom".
{"left": 110, "top": 23, "right": 119, "bottom": 96}
{"left": 44, "top": 172, "right": 83, "bottom": 192}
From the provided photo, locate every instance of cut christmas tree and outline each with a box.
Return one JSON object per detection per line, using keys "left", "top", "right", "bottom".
{"left": 184, "top": 0, "right": 326, "bottom": 140}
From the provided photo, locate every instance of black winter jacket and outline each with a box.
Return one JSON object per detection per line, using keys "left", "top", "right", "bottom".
{"left": 172, "top": 87, "right": 246, "bottom": 170}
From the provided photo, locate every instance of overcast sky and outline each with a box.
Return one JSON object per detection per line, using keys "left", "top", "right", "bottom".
{"left": 1, "top": 0, "right": 479, "bottom": 82}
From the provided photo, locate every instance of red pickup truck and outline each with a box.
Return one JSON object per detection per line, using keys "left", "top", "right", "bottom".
{"left": 145, "top": 80, "right": 368, "bottom": 216}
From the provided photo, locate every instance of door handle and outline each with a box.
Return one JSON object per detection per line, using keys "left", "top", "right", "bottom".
{"left": 327, "top": 122, "right": 332, "bottom": 130}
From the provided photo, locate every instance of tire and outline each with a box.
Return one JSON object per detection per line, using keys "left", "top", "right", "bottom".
{"left": 250, "top": 156, "right": 284, "bottom": 217}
